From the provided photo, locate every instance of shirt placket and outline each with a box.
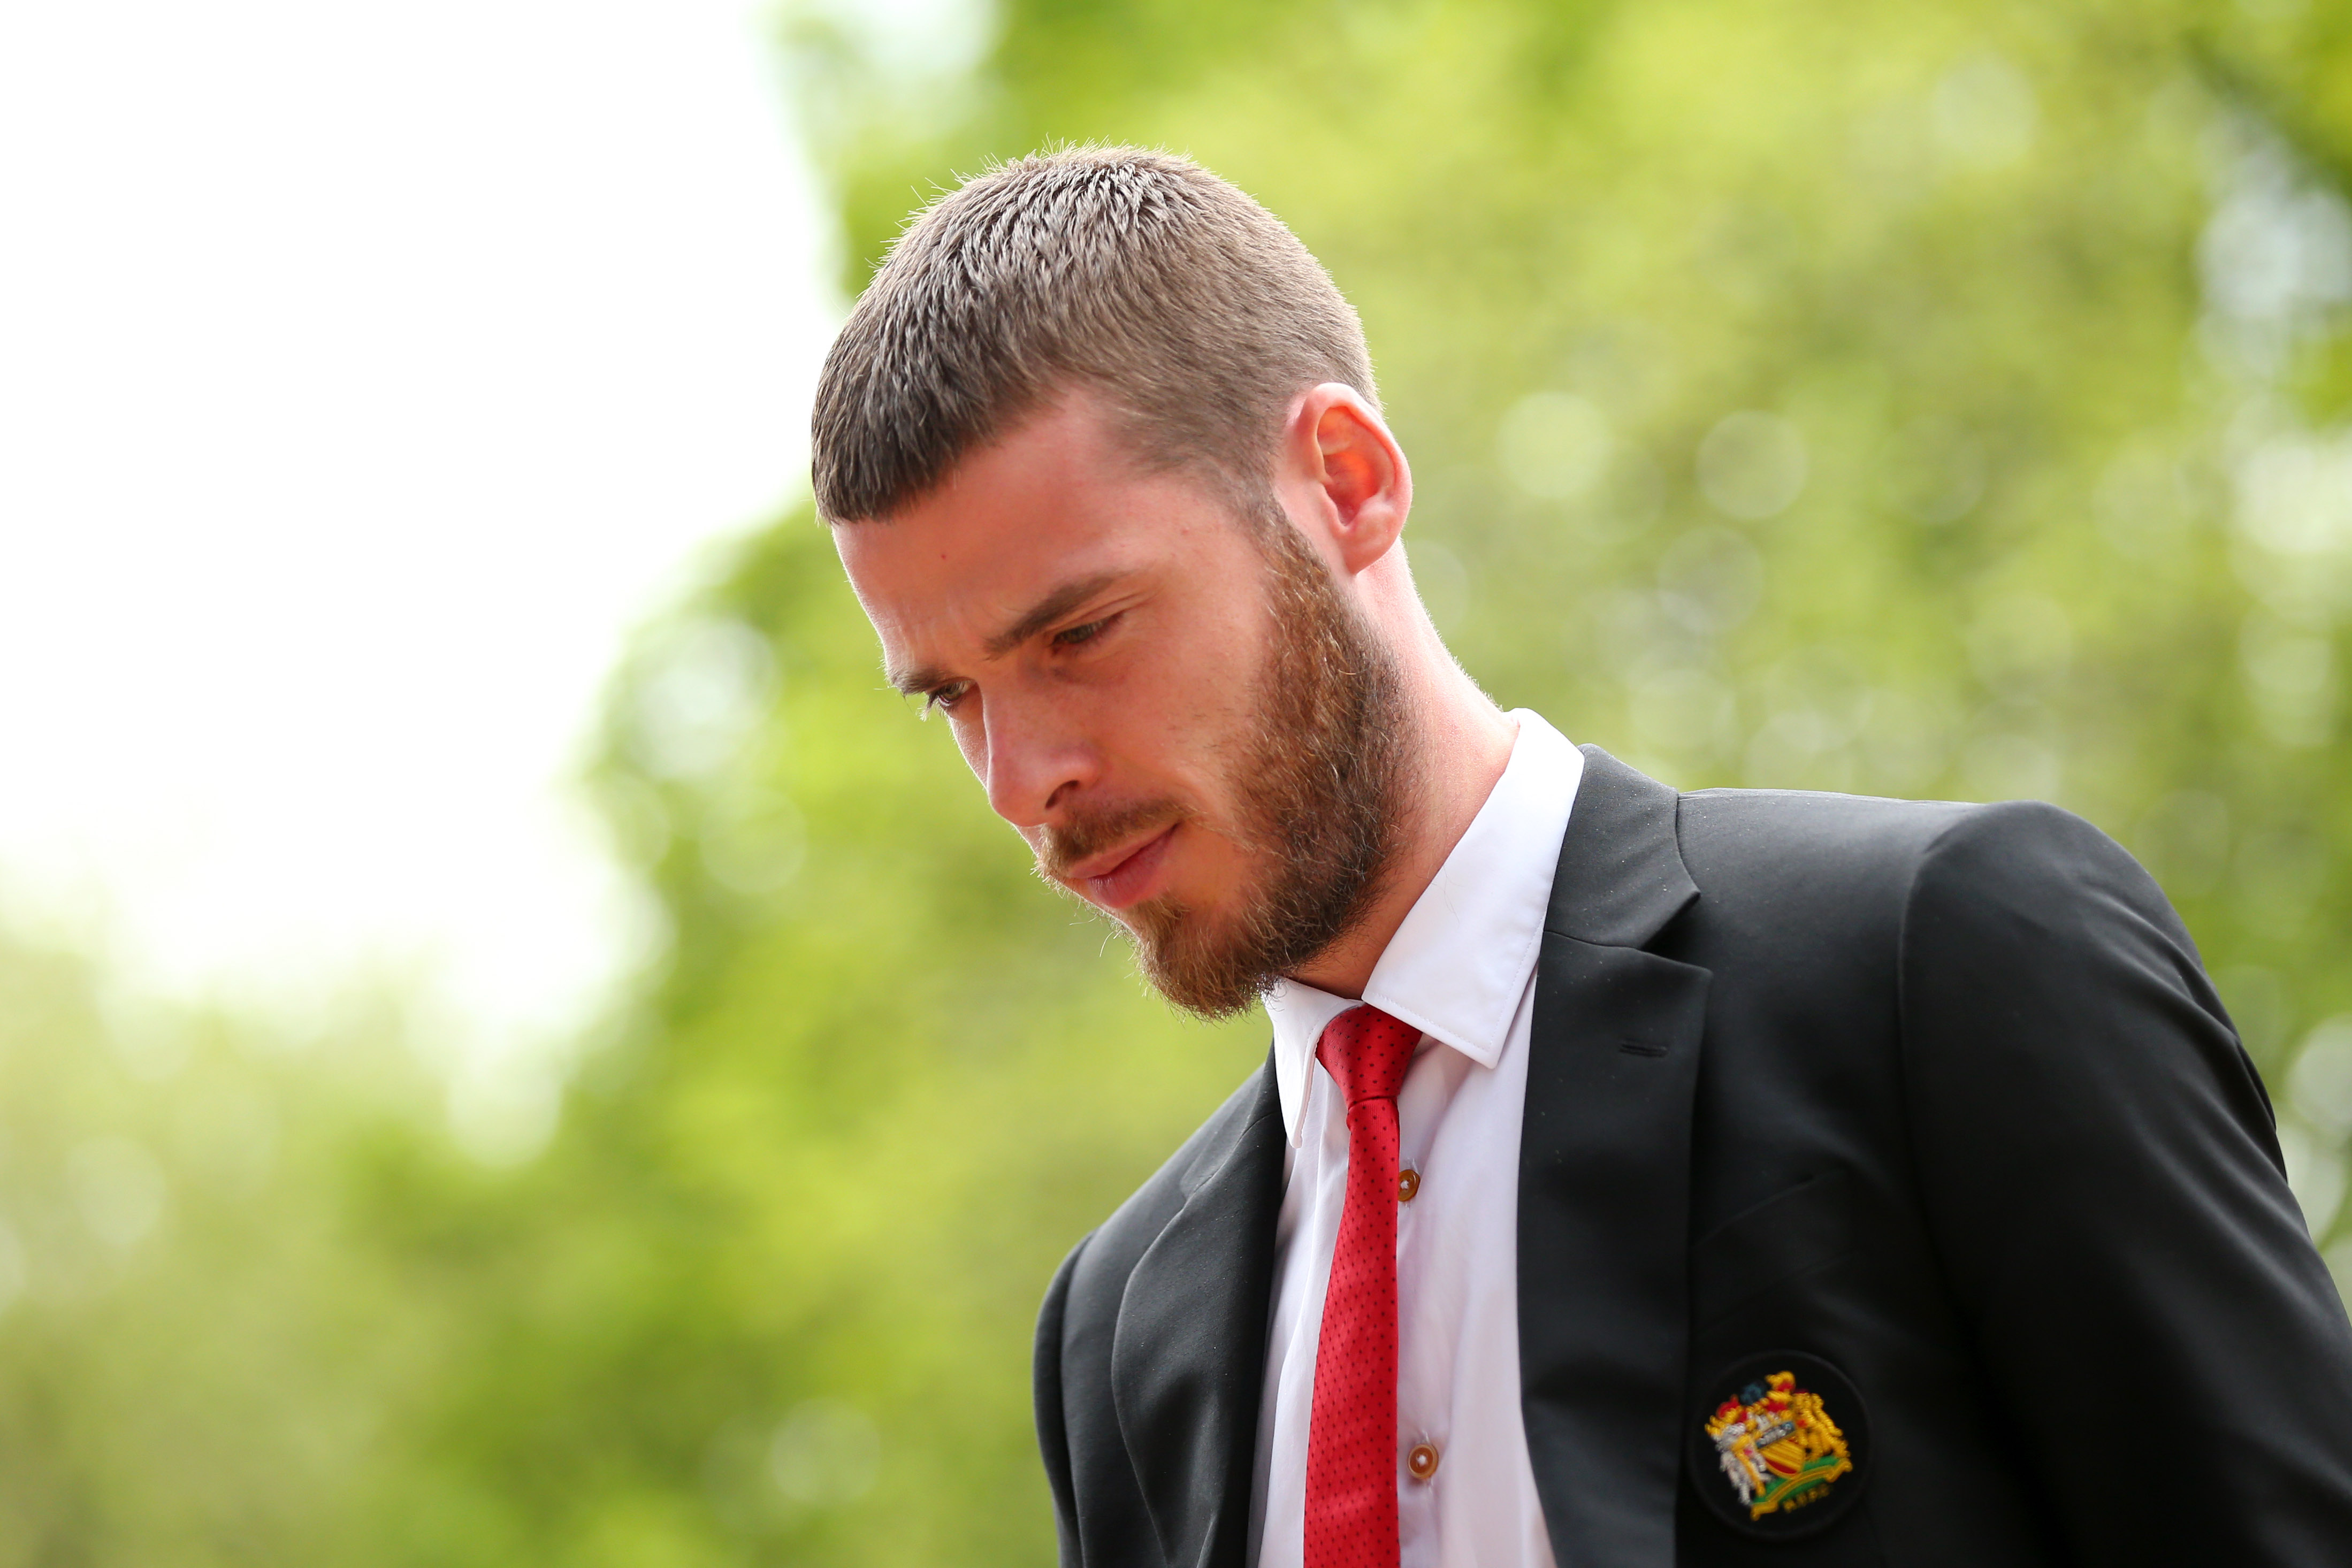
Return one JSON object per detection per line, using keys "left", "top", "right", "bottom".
{"left": 1392, "top": 1038, "right": 1445, "bottom": 1568}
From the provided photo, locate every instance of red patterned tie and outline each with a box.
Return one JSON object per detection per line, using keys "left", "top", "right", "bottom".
{"left": 1305, "top": 1004, "right": 1420, "bottom": 1568}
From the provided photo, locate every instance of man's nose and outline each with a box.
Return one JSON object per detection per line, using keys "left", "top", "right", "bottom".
{"left": 979, "top": 696, "right": 1096, "bottom": 828}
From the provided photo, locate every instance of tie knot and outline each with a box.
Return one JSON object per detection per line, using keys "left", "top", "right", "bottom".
{"left": 1315, "top": 1004, "right": 1418, "bottom": 1107}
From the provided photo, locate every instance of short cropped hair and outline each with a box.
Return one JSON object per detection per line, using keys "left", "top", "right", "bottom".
{"left": 811, "top": 146, "right": 1377, "bottom": 523}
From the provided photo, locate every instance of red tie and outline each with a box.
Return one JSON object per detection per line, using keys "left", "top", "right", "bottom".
{"left": 1305, "top": 1004, "right": 1421, "bottom": 1568}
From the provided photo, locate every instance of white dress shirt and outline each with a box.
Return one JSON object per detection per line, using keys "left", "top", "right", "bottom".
{"left": 1248, "top": 710, "right": 1584, "bottom": 1568}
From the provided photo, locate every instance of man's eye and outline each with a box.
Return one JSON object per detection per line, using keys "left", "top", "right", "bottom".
{"left": 1053, "top": 616, "right": 1111, "bottom": 648}
{"left": 920, "top": 683, "right": 970, "bottom": 718}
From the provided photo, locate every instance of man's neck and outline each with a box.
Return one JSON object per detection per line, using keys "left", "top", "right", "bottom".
{"left": 1285, "top": 631, "right": 1517, "bottom": 1000}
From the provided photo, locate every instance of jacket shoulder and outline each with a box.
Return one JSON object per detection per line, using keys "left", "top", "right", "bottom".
{"left": 1034, "top": 1060, "right": 1279, "bottom": 1567}
{"left": 1667, "top": 788, "right": 2141, "bottom": 935}
{"left": 1675, "top": 784, "right": 1977, "bottom": 874}
{"left": 1063, "top": 1059, "right": 1274, "bottom": 1317}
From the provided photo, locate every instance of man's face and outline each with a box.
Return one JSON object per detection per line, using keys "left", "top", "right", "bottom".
{"left": 835, "top": 392, "right": 1409, "bottom": 1014}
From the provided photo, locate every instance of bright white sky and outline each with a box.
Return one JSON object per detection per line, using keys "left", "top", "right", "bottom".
{"left": 0, "top": 1, "right": 839, "bottom": 1065}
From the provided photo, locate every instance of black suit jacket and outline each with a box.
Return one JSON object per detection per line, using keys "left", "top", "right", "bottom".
{"left": 1033, "top": 748, "right": 2352, "bottom": 1566}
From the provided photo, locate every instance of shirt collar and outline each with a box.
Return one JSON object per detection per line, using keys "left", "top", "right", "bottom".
{"left": 1262, "top": 709, "right": 1585, "bottom": 1146}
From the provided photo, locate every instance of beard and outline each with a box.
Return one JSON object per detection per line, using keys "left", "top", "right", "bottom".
{"left": 1037, "top": 509, "right": 1417, "bottom": 1018}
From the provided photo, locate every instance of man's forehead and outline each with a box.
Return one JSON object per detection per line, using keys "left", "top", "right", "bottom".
{"left": 836, "top": 499, "right": 1134, "bottom": 615}
{"left": 837, "top": 426, "right": 1221, "bottom": 633}
{"left": 834, "top": 494, "right": 1158, "bottom": 693}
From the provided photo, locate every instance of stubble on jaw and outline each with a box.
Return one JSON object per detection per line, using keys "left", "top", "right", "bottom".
{"left": 1035, "top": 506, "right": 1419, "bottom": 1018}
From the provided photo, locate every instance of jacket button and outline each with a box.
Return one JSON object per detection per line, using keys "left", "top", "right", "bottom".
{"left": 1406, "top": 1442, "right": 1440, "bottom": 1481}
{"left": 1396, "top": 1167, "right": 1421, "bottom": 1203}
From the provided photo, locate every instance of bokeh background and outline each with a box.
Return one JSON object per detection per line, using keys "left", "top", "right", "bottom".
{"left": 5, "top": 0, "right": 2352, "bottom": 1562}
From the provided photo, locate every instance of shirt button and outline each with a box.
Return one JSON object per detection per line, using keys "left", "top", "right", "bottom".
{"left": 1396, "top": 1167, "right": 1421, "bottom": 1203}
{"left": 1406, "top": 1442, "right": 1440, "bottom": 1481}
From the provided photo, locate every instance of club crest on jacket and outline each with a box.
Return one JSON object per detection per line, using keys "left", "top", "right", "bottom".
{"left": 1688, "top": 1350, "right": 1871, "bottom": 1539}
{"left": 1707, "top": 1369, "right": 1851, "bottom": 1518}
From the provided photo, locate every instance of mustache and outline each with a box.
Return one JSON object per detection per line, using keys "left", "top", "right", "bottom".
{"left": 1035, "top": 798, "right": 1193, "bottom": 882}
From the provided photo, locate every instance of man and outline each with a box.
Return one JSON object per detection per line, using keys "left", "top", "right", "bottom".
{"left": 812, "top": 146, "right": 2352, "bottom": 1566}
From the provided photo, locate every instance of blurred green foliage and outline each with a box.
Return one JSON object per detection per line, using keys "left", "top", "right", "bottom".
{"left": 7, "top": 1, "right": 2352, "bottom": 1562}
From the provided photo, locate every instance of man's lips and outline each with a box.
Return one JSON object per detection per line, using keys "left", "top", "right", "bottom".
{"left": 1064, "top": 824, "right": 1179, "bottom": 912}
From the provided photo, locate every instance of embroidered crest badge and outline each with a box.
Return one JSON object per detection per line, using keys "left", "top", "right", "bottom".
{"left": 1687, "top": 1351, "right": 1870, "bottom": 1540}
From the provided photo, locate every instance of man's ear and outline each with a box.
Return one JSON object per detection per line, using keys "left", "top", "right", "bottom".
{"left": 1277, "top": 383, "right": 1411, "bottom": 576}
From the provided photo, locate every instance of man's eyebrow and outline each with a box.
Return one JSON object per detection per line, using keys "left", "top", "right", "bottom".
{"left": 983, "top": 572, "right": 1125, "bottom": 659}
{"left": 883, "top": 572, "right": 1127, "bottom": 696}
{"left": 885, "top": 661, "right": 950, "bottom": 698}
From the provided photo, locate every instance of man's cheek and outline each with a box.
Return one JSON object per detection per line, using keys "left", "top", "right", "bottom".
{"left": 948, "top": 717, "right": 987, "bottom": 780}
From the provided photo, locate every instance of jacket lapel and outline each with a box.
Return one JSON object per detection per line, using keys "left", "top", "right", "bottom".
{"left": 1110, "top": 1056, "right": 1286, "bottom": 1568}
{"left": 1519, "top": 746, "right": 1709, "bottom": 1568}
